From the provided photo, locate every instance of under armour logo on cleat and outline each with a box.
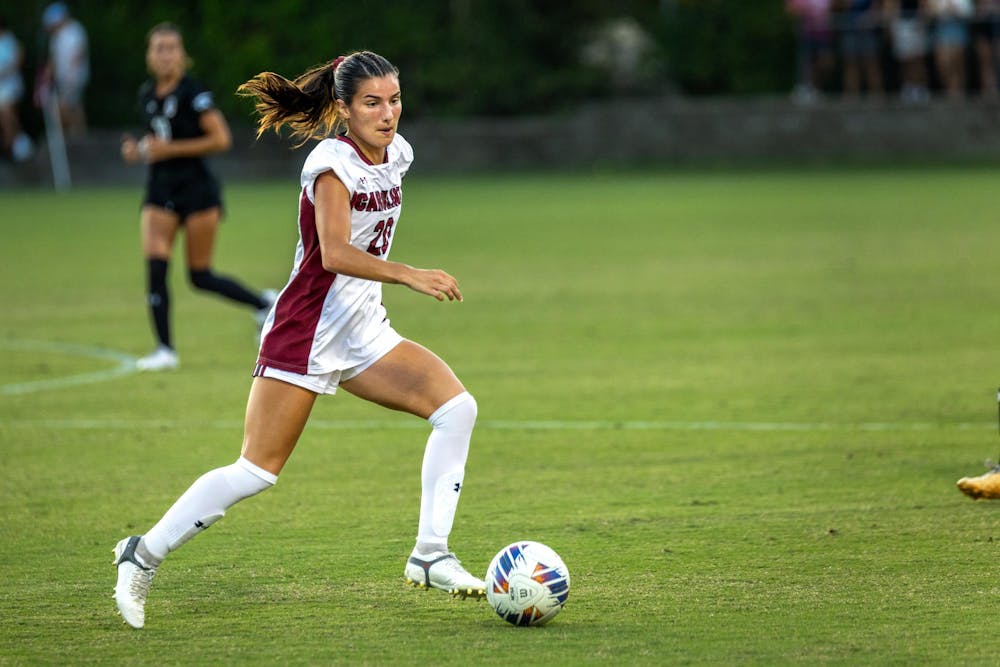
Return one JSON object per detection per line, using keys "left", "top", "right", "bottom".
{"left": 453, "top": 483, "right": 461, "bottom": 492}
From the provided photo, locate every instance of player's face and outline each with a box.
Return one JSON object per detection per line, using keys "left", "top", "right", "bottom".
{"left": 146, "top": 32, "right": 186, "bottom": 80}
{"left": 342, "top": 75, "right": 402, "bottom": 161}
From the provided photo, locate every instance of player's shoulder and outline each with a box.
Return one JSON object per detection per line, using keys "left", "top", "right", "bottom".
{"left": 391, "top": 133, "right": 412, "bottom": 155}
{"left": 178, "top": 75, "right": 215, "bottom": 112}
{"left": 301, "top": 138, "right": 353, "bottom": 187}
{"left": 137, "top": 79, "right": 154, "bottom": 101}
{"left": 308, "top": 136, "right": 352, "bottom": 164}
{"left": 175, "top": 75, "right": 206, "bottom": 97}
{"left": 304, "top": 135, "right": 411, "bottom": 178}
{"left": 390, "top": 133, "right": 413, "bottom": 163}
{"left": 314, "top": 134, "right": 412, "bottom": 162}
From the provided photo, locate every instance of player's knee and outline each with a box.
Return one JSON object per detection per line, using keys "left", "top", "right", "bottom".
{"left": 224, "top": 456, "right": 278, "bottom": 499}
{"left": 188, "top": 268, "right": 214, "bottom": 291}
{"left": 459, "top": 392, "right": 478, "bottom": 425}
{"left": 429, "top": 391, "right": 477, "bottom": 432}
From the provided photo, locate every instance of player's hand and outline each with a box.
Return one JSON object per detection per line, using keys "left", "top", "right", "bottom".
{"left": 140, "top": 135, "right": 170, "bottom": 163}
{"left": 404, "top": 267, "right": 463, "bottom": 302}
{"left": 120, "top": 134, "right": 140, "bottom": 163}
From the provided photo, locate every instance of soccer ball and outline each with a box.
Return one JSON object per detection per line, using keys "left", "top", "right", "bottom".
{"left": 485, "top": 541, "right": 570, "bottom": 626}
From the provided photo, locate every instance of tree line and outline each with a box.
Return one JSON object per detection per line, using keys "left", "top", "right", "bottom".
{"left": 5, "top": 1, "right": 797, "bottom": 128}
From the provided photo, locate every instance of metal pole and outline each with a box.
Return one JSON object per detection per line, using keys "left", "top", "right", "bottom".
{"left": 42, "top": 87, "right": 71, "bottom": 192}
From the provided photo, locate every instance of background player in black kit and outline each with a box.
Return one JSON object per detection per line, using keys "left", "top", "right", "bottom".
{"left": 121, "top": 22, "right": 274, "bottom": 371}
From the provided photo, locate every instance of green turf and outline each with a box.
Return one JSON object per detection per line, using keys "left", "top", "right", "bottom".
{"left": 2, "top": 167, "right": 1000, "bottom": 665}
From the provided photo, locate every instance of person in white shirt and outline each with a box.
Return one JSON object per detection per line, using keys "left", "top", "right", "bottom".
{"left": 111, "top": 51, "right": 485, "bottom": 629}
{"left": 41, "top": 2, "right": 89, "bottom": 136}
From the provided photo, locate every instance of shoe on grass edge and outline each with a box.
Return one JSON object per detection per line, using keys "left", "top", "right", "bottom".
{"left": 135, "top": 345, "right": 178, "bottom": 372}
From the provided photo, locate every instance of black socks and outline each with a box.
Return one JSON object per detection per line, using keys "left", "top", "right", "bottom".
{"left": 189, "top": 269, "right": 266, "bottom": 308}
{"left": 147, "top": 258, "right": 171, "bottom": 348}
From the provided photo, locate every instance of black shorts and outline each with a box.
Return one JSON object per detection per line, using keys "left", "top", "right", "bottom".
{"left": 143, "top": 175, "right": 223, "bottom": 221}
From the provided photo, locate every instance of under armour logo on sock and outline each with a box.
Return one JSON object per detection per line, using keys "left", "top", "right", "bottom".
{"left": 453, "top": 483, "right": 461, "bottom": 493}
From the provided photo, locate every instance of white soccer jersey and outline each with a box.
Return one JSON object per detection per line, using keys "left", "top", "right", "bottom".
{"left": 257, "top": 133, "right": 414, "bottom": 374}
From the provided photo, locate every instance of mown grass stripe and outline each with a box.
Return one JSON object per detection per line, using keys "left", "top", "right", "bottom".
{"left": 2, "top": 417, "right": 991, "bottom": 432}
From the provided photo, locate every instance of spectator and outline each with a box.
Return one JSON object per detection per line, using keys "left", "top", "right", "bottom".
{"left": 0, "top": 16, "right": 32, "bottom": 161}
{"left": 885, "top": 0, "right": 931, "bottom": 102}
{"left": 41, "top": 2, "right": 89, "bottom": 137}
{"left": 972, "top": 0, "right": 1000, "bottom": 98}
{"left": 928, "top": 0, "right": 974, "bottom": 99}
{"left": 836, "top": 0, "right": 886, "bottom": 98}
{"left": 787, "top": 0, "right": 836, "bottom": 103}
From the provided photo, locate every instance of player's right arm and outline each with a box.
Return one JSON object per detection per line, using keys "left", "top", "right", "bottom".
{"left": 313, "top": 170, "right": 462, "bottom": 302}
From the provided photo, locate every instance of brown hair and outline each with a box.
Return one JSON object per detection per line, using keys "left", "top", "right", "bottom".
{"left": 146, "top": 21, "right": 183, "bottom": 44}
{"left": 237, "top": 51, "right": 399, "bottom": 146}
{"left": 146, "top": 22, "right": 193, "bottom": 72}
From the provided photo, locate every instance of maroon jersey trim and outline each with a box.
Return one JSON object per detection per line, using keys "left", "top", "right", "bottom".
{"left": 336, "top": 135, "right": 389, "bottom": 165}
{"left": 256, "top": 189, "right": 336, "bottom": 374}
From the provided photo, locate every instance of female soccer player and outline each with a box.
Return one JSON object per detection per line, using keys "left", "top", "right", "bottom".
{"left": 113, "top": 50, "right": 484, "bottom": 629}
{"left": 121, "top": 23, "right": 274, "bottom": 371}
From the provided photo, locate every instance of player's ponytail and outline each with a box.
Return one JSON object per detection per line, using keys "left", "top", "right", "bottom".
{"left": 238, "top": 51, "right": 398, "bottom": 146}
{"left": 237, "top": 60, "right": 339, "bottom": 145}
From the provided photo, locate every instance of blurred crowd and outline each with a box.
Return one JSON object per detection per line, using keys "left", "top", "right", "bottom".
{"left": 3, "top": 2, "right": 998, "bottom": 165}
{"left": 787, "top": 0, "right": 1000, "bottom": 103}
{"left": 0, "top": 2, "right": 88, "bottom": 163}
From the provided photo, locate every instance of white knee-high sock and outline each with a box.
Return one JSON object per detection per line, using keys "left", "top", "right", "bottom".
{"left": 416, "top": 391, "right": 477, "bottom": 553}
{"left": 140, "top": 457, "right": 277, "bottom": 563}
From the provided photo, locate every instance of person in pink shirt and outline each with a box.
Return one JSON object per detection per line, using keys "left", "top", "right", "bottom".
{"left": 787, "top": 0, "right": 836, "bottom": 102}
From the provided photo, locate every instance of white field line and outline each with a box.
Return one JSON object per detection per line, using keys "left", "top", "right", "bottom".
{"left": 1, "top": 341, "right": 992, "bottom": 434}
{"left": 0, "top": 340, "right": 137, "bottom": 395}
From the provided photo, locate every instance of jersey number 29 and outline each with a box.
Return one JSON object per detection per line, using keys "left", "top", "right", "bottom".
{"left": 367, "top": 217, "right": 395, "bottom": 257}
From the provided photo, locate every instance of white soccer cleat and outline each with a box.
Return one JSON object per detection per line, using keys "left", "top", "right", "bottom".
{"left": 135, "top": 345, "right": 179, "bottom": 372}
{"left": 405, "top": 551, "right": 486, "bottom": 599}
{"left": 113, "top": 536, "right": 157, "bottom": 629}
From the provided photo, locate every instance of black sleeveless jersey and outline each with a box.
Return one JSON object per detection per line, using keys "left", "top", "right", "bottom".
{"left": 138, "top": 75, "right": 218, "bottom": 185}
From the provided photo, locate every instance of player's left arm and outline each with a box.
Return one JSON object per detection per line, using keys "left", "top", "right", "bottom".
{"left": 141, "top": 109, "right": 232, "bottom": 162}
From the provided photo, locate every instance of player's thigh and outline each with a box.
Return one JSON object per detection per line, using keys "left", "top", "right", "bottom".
{"left": 341, "top": 340, "right": 465, "bottom": 419}
{"left": 183, "top": 207, "right": 222, "bottom": 270}
{"left": 241, "top": 376, "right": 318, "bottom": 475}
{"left": 141, "top": 205, "right": 181, "bottom": 258}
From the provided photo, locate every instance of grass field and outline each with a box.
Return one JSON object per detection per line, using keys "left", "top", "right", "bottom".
{"left": 3, "top": 166, "right": 1000, "bottom": 664}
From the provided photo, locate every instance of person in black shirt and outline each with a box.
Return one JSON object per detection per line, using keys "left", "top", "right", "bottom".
{"left": 121, "top": 22, "right": 274, "bottom": 371}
